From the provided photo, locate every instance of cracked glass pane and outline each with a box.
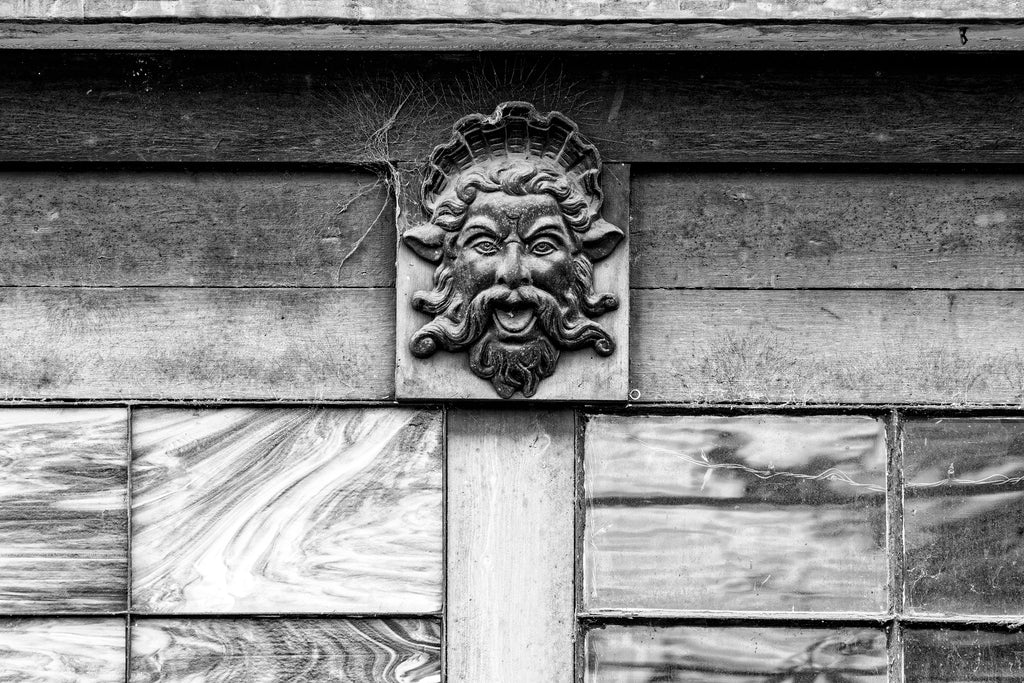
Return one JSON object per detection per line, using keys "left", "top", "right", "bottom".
{"left": 904, "top": 627, "right": 1024, "bottom": 681}
{"left": 585, "top": 624, "right": 887, "bottom": 682}
{"left": 583, "top": 415, "right": 888, "bottom": 613}
{"left": 904, "top": 418, "right": 1024, "bottom": 616}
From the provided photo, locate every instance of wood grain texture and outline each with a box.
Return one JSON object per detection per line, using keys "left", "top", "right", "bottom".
{"left": 904, "top": 628, "right": 1024, "bottom": 682}
{"left": 586, "top": 625, "right": 887, "bottom": 682}
{"left": 0, "top": 287, "right": 394, "bottom": 400}
{"left": 0, "top": 618, "right": 126, "bottom": 682}
{"left": 633, "top": 172, "right": 1024, "bottom": 289}
{"left": 447, "top": 408, "right": 575, "bottom": 683}
{"left": 0, "top": 409, "right": 127, "bottom": 612}
{"left": 584, "top": 415, "right": 887, "bottom": 614}
{"left": 631, "top": 290, "right": 1024, "bottom": 405}
{"left": 3, "top": 22, "right": 1019, "bottom": 52}
{"left": 4, "top": 52, "right": 1024, "bottom": 164}
{"left": 131, "top": 407, "right": 442, "bottom": 613}
{"left": 903, "top": 418, "right": 1024, "bottom": 616}
{"left": 130, "top": 618, "right": 440, "bottom": 683}
{"left": 0, "top": 171, "right": 392, "bottom": 287}
{"left": 2, "top": 0, "right": 1021, "bottom": 19}
{"left": 396, "top": 163, "right": 629, "bottom": 401}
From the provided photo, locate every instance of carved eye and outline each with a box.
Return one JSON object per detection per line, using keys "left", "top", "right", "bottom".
{"left": 530, "top": 240, "right": 557, "bottom": 256}
{"left": 472, "top": 240, "right": 499, "bottom": 256}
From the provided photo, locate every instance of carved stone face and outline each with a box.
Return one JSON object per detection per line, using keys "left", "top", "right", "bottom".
{"left": 404, "top": 162, "right": 623, "bottom": 399}
{"left": 452, "top": 192, "right": 576, "bottom": 345}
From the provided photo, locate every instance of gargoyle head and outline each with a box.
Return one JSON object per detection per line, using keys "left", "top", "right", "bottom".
{"left": 402, "top": 102, "right": 624, "bottom": 398}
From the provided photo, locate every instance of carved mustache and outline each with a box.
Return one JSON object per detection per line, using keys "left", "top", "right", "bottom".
{"left": 410, "top": 284, "right": 614, "bottom": 359}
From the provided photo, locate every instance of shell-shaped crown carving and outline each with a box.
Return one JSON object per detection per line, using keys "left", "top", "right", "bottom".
{"left": 421, "top": 101, "right": 604, "bottom": 222}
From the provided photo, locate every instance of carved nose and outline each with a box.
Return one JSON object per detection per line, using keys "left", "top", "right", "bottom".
{"left": 495, "top": 244, "right": 530, "bottom": 289}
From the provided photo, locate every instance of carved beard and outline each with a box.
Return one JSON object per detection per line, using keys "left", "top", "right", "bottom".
{"left": 410, "top": 257, "right": 618, "bottom": 398}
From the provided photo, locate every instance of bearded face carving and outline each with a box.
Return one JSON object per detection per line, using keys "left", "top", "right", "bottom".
{"left": 401, "top": 103, "right": 624, "bottom": 399}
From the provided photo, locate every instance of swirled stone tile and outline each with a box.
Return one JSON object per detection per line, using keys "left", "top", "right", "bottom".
{"left": 0, "top": 408, "right": 127, "bottom": 612}
{"left": 586, "top": 624, "right": 886, "bottom": 682}
{"left": 584, "top": 414, "right": 887, "bottom": 613}
{"left": 131, "top": 407, "right": 442, "bottom": 613}
{"left": 0, "top": 618, "right": 125, "bottom": 682}
{"left": 130, "top": 618, "right": 440, "bottom": 683}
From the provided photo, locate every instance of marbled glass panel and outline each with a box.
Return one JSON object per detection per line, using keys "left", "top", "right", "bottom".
{"left": 130, "top": 618, "right": 440, "bottom": 683}
{"left": 905, "top": 627, "right": 1024, "bottom": 681}
{"left": 0, "top": 618, "right": 126, "bottom": 682}
{"left": 0, "top": 408, "right": 127, "bottom": 612}
{"left": 904, "top": 418, "right": 1024, "bottom": 616}
{"left": 586, "top": 624, "right": 887, "bottom": 682}
{"left": 132, "top": 407, "right": 442, "bottom": 613}
{"left": 584, "top": 415, "right": 887, "bottom": 613}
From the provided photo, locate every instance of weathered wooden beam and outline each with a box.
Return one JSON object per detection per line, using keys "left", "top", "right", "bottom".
{"left": 446, "top": 408, "right": 576, "bottom": 682}
{"left": 631, "top": 290, "right": 1024, "bottom": 405}
{"left": 0, "top": 171, "right": 393, "bottom": 287}
{"left": 2, "top": 0, "right": 1021, "bottom": 20}
{"left": 3, "top": 52, "right": 1024, "bottom": 164}
{"left": 632, "top": 172, "right": 1024, "bottom": 289}
{"left": 0, "top": 287, "right": 395, "bottom": 400}
{"left": 2, "top": 22, "right": 1022, "bottom": 52}
{"left": 1, "top": 287, "right": 1021, "bottom": 404}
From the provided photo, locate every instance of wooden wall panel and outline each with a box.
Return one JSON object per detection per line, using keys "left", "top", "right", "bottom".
{"left": 0, "top": 287, "right": 393, "bottom": 400}
{"left": 2, "top": 22, "right": 1021, "bottom": 52}
{"left": 632, "top": 172, "right": 1024, "bottom": 289}
{"left": 0, "top": 618, "right": 125, "bottom": 682}
{"left": 2, "top": 0, "right": 1020, "bottom": 20}
{"left": 3, "top": 53, "right": 1024, "bottom": 164}
{"left": 631, "top": 290, "right": 1024, "bottom": 405}
{"left": 132, "top": 407, "right": 442, "bottom": 614}
{"left": 447, "top": 409, "right": 575, "bottom": 682}
{"left": 131, "top": 619, "right": 440, "bottom": 682}
{"left": 0, "top": 409, "right": 127, "bottom": 612}
{"left": 0, "top": 171, "right": 392, "bottom": 287}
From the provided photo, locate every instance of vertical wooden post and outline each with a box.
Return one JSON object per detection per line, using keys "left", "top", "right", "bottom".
{"left": 446, "top": 408, "right": 576, "bottom": 682}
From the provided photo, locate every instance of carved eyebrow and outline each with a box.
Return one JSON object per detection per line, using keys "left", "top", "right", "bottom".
{"left": 461, "top": 219, "right": 501, "bottom": 241}
{"left": 522, "top": 219, "right": 569, "bottom": 244}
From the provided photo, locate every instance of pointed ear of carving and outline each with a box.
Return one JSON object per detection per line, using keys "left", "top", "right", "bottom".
{"left": 582, "top": 219, "right": 624, "bottom": 261}
{"left": 403, "top": 223, "right": 447, "bottom": 263}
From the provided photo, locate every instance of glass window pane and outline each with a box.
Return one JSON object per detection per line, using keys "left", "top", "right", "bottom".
{"left": 586, "top": 624, "right": 887, "bottom": 682}
{"left": 905, "top": 627, "right": 1024, "bottom": 681}
{"left": 904, "top": 418, "right": 1024, "bottom": 616}
{"left": 584, "top": 415, "right": 887, "bottom": 613}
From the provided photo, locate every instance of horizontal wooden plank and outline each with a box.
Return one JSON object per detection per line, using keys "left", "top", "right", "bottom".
{"left": 633, "top": 172, "right": 1024, "bottom": 289}
{"left": 631, "top": 290, "right": 1024, "bottom": 405}
{"left": 0, "top": 409, "right": 127, "bottom": 612}
{"left": 131, "top": 619, "right": 440, "bottom": 682}
{"left": 2, "top": 22, "right": 1022, "bottom": 52}
{"left": 2, "top": 0, "right": 1021, "bottom": 19}
{"left": 4, "top": 52, "right": 1024, "bottom": 163}
{"left": 0, "top": 171, "right": 392, "bottom": 287}
{"left": 2, "top": 288, "right": 1023, "bottom": 404}
{"left": 0, "top": 287, "right": 394, "bottom": 400}
{"left": 132, "top": 407, "right": 442, "bottom": 613}
{"left": 0, "top": 618, "right": 125, "bottom": 682}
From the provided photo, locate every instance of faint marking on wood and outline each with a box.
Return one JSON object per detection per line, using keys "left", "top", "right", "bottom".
{"left": 0, "top": 171, "right": 392, "bottom": 287}
{"left": 0, "top": 287, "right": 395, "bottom": 400}
{"left": 447, "top": 408, "right": 575, "bottom": 682}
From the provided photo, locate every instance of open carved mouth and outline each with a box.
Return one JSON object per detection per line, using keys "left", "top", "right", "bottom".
{"left": 492, "top": 301, "right": 536, "bottom": 336}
